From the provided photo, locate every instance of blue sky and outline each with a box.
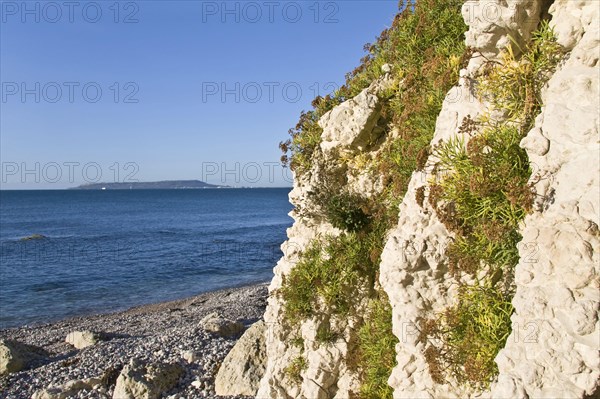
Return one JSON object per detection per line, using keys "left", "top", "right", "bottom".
{"left": 0, "top": 1, "right": 400, "bottom": 188}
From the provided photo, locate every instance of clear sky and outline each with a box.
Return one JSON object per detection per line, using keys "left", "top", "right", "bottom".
{"left": 1, "top": 1, "right": 401, "bottom": 188}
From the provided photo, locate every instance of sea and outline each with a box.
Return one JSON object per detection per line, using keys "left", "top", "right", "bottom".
{"left": 0, "top": 188, "right": 293, "bottom": 329}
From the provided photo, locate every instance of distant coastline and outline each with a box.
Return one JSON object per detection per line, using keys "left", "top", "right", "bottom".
{"left": 70, "top": 180, "right": 229, "bottom": 190}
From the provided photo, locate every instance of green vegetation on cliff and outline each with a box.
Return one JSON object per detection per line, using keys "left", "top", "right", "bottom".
{"left": 352, "top": 295, "right": 397, "bottom": 399}
{"left": 424, "top": 21, "right": 563, "bottom": 388}
{"left": 280, "top": 230, "right": 381, "bottom": 325}
{"left": 280, "top": 0, "right": 468, "bottom": 181}
{"left": 279, "top": 9, "right": 565, "bottom": 397}
{"left": 279, "top": 0, "right": 468, "bottom": 396}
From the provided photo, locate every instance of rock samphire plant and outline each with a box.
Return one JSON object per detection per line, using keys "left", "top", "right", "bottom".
{"left": 423, "top": 20, "right": 563, "bottom": 388}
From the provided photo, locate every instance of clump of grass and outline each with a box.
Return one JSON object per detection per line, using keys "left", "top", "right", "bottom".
{"left": 279, "top": 105, "right": 324, "bottom": 175}
{"left": 325, "top": 193, "right": 372, "bottom": 232}
{"left": 375, "top": 0, "right": 468, "bottom": 200}
{"left": 430, "top": 124, "right": 533, "bottom": 277}
{"left": 290, "top": 334, "right": 305, "bottom": 349}
{"left": 422, "top": 21, "right": 563, "bottom": 387}
{"left": 428, "top": 21, "right": 562, "bottom": 280}
{"left": 352, "top": 294, "right": 398, "bottom": 399}
{"left": 315, "top": 322, "right": 339, "bottom": 345}
{"left": 279, "top": 229, "right": 382, "bottom": 326}
{"left": 478, "top": 20, "right": 563, "bottom": 133}
{"left": 421, "top": 284, "right": 513, "bottom": 389}
{"left": 285, "top": 356, "right": 308, "bottom": 384}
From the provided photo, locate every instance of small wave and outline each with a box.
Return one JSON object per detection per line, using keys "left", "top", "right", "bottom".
{"left": 204, "top": 222, "right": 291, "bottom": 237}
{"left": 157, "top": 230, "right": 179, "bottom": 235}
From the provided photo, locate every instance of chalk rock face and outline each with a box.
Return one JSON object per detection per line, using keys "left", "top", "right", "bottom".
{"left": 214, "top": 320, "right": 267, "bottom": 396}
{"left": 259, "top": 1, "right": 599, "bottom": 398}
{"left": 112, "top": 359, "right": 184, "bottom": 399}
{"left": 462, "top": 0, "right": 543, "bottom": 72}
{"left": 199, "top": 312, "right": 244, "bottom": 337}
{"left": 257, "top": 76, "right": 393, "bottom": 399}
{"left": 320, "top": 76, "right": 392, "bottom": 155}
{"left": 379, "top": 78, "right": 486, "bottom": 399}
{"left": 65, "top": 330, "right": 102, "bottom": 349}
{"left": 491, "top": 2, "right": 600, "bottom": 398}
{"left": 378, "top": 1, "right": 600, "bottom": 399}
{"left": 256, "top": 215, "right": 362, "bottom": 399}
{"left": 375, "top": 4, "right": 515, "bottom": 399}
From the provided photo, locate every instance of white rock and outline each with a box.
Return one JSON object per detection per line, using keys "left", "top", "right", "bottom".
{"left": 31, "top": 388, "right": 64, "bottom": 399}
{"left": 491, "top": 2, "right": 600, "bottom": 397}
{"left": 0, "top": 340, "right": 26, "bottom": 375}
{"left": 376, "top": 36, "right": 486, "bottom": 397}
{"left": 257, "top": 1, "right": 600, "bottom": 398}
{"left": 191, "top": 380, "right": 202, "bottom": 389}
{"left": 461, "top": 0, "right": 542, "bottom": 72}
{"left": 65, "top": 330, "right": 101, "bottom": 349}
{"left": 199, "top": 312, "right": 244, "bottom": 337}
{"left": 181, "top": 350, "right": 198, "bottom": 363}
{"left": 257, "top": 73, "right": 395, "bottom": 399}
{"left": 215, "top": 320, "right": 267, "bottom": 396}
{"left": 112, "top": 359, "right": 184, "bottom": 399}
{"left": 32, "top": 378, "right": 102, "bottom": 399}
{"left": 319, "top": 76, "right": 392, "bottom": 155}
{"left": 0, "top": 339, "right": 45, "bottom": 376}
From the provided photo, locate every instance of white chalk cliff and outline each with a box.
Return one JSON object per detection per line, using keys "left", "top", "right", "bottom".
{"left": 257, "top": 1, "right": 599, "bottom": 398}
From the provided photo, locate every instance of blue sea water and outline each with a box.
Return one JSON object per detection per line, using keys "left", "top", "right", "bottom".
{"left": 0, "top": 188, "right": 293, "bottom": 329}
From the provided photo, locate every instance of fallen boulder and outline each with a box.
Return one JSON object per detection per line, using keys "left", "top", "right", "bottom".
{"left": 215, "top": 320, "right": 267, "bottom": 396}
{"left": 199, "top": 312, "right": 244, "bottom": 337}
{"left": 112, "top": 358, "right": 184, "bottom": 399}
{"left": 0, "top": 339, "right": 46, "bottom": 375}
{"left": 32, "top": 377, "right": 102, "bottom": 399}
{"left": 65, "top": 330, "right": 102, "bottom": 349}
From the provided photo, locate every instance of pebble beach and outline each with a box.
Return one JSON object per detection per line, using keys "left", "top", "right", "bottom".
{"left": 0, "top": 283, "right": 268, "bottom": 399}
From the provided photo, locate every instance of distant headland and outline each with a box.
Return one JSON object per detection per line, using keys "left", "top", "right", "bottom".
{"left": 70, "top": 180, "right": 230, "bottom": 190}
